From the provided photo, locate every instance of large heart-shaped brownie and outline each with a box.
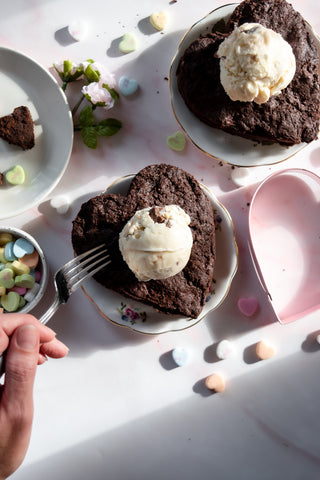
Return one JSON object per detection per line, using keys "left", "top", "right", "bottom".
{"left": 72, "top": 164, "right": 216, "bottom": 318}
{"left": 176, "top": 0, "right": 320, "bottom": 145}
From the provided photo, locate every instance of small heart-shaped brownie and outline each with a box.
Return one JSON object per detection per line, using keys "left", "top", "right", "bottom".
{"left": 72, "top": 164, "right": 216, "bottom": 318}
{"left": 176, "top": 0, "right": 320, "bottom": 145}
{"left": 0, "top": 106, "right": 35, "bottom": 150}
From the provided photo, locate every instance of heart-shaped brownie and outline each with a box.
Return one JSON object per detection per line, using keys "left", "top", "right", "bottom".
{"left": 176, "top": 0, "right": 320, "bottom": 146}
{"left": 72, "top": 164, "right": 216, "bottom": 318}
{"left": 0, "top": 106, "right": 35, "bottom": 150}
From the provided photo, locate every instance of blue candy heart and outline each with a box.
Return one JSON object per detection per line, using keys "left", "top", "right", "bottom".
{"left": 119, "top": 76, "right": 139, "bottom": 96}
{"left": 13, "top": 238, "right": 35, "bottom": 258}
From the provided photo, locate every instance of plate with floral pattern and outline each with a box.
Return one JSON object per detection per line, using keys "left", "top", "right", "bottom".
{"left": 81, "top": 175, "right": 238, "bottom": 335}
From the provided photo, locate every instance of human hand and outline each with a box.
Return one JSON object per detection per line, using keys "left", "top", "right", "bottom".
{"left": 0, "top": 313, "right": 69, "bottom": 479}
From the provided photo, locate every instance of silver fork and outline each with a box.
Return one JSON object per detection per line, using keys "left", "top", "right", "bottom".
{"left": 0, "top": 244, "right": 110, "bottom": 379}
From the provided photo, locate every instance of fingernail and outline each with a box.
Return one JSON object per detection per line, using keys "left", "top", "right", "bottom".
{"left": 17, "top": 325, "right": 38, "bottom": 351}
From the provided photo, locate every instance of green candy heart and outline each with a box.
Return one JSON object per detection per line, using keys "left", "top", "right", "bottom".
{"left": 18, "top": 296, "right": 26, "bottom": 309}
{"left": 5, "top": 165, "right": 26, "bottom": 185}
{"left": 119, "top": 33, "right": 137, "bottom": 53}
{"left": 0, "top": 268, "right": 15, "bottom": 288}
{"left": 167, "top": 131, "right": 186, "bottom": 151}
{"left": 1, "top": 291, "right": 20, "bottom": 312}
{"left": 15, "top": 273, "right": 35, "bottom": 289}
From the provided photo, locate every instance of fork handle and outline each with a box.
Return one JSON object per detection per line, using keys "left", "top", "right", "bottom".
{"left": 0, "top": 353, "right": 5, "bottom": 380}
{"left": 38, "top": 293, "right": 61, "bottom": 325}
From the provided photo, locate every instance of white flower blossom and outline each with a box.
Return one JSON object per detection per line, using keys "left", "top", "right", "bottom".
{"left": 81, "top": 61, "right": 116, "bottom": 88}
{"left": 81, "top": 82, "right": 115, "bottom": 109}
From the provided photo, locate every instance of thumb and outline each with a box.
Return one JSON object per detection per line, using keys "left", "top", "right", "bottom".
{"left": 3, "top": 324, "right": 40, "bottom": 412}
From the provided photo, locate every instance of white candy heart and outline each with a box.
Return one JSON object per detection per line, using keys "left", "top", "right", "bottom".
{"left": 68, "top": 19, "right": 88, "bottom": 41}
{"left": 216, "top": 339, "right": 235, "bottom": 360}
{"left": 50, "top": 195, "right": 70, "bottom": 214}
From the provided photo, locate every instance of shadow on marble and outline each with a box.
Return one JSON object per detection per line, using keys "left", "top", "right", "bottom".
{"left": 12, "top": 351, "right": 320, "bottom": 480}
{"left": 54, "top": 26, "right": 78, "bottom": 47}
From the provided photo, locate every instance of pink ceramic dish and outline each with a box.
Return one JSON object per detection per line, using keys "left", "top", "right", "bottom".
{"left": 249, "top": 169, "right": 320, "bottom": 324}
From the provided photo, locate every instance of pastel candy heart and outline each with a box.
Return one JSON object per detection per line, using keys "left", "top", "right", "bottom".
{"left": 68, "top": 19, "right": 88, "bottom": 41}
{"left": 9, "top": 286, "right": 27, "bottom": 295}
{"left": 167, "top": 131, "right": 186, "bottom": 151}
{"left": 1, "top": 291, "right": 20, "bottom": 312}
{"left": 5, "top": 165, "right": 25, "bottom": 185}
{"left": 11, "top": 260, "right": 30, "bottom": 276}
{"left": 0, "top": 268, "right": 15, "bottom": 288}
{"left": 18, "top": 296, "right": 26, "bottom": 309}
{"left": 13, "top": 238, "right": 34, "bottom": 258}
{"left": 256, "top": 340, "right": 275, "bottom": 360}
{"left": 172, "top": 347, "right": 189, "bottom": 367}
{"left": 119, "top": 76, "right": 139, "bottom": 96}
{"left": 119, "top": 33, "right": 137, "bottom": 53}
{"left": 150, "top": 11, "right": 168, "bottom": 31}
{"left": 0, "top": 233, "right": 13, "bottom": 245}
{"left": 0, "top": 249, "right": 6, "bottom": 263}
{"left": 4, "top": 242, "right": 16, "bottom": 261}
{"left": 15, "top": 273, "right": 35, "bottom": 289}
{"left": 216, "top": 339, "right": 235, "bottom": 360}
{"left": 24, "top": 282, "right": 40, "bottom": 303}
{"left": 237, "top": 296, "right": 259, "bottom": 317}
{"left": 19, "top": 250, "right": 39, "bottom": 269}
{"left": 205, "top": 373, "right": 226, "bottom": 393}
{"left": 50, "top": 195, "right": 70, "bottom": 214}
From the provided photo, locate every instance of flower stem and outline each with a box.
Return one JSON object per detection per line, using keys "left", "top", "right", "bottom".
{"left": 72, "top": 94, "right": 85, "bottom": 117}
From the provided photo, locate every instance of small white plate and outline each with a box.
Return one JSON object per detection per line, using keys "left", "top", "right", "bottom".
{"left": 81, "top": 175, "right": 238, "bottom": 335}
{"left": 0, "top": 46, "right": 73, "bottom": 219}
{"left": 169, "top": 3, "right": 320, "bottom": 167}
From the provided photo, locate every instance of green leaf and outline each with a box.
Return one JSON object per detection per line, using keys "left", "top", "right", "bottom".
{"left": 79, "top": 106, "right": 94, "bottom": 127}
{"left": 96, "top": 118, "right": 122, "bottom": 137}
{"left": 103, "top": 84, "right": 119, "bottom": 102}
{"left": 84, "top": 64, "right": 100, "bottom": 83}
{"left": 81, "top": 126, "right": 98, "bottom": 149}
{"left": 63, "top": 59, "right": 73, "bottom": 76}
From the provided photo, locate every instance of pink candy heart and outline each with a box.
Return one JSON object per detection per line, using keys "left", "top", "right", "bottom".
{"left": 237, "top": 297, "right": 259, "bottom": 317}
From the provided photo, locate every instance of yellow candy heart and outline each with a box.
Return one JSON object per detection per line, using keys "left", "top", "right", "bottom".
{"left": 150, "top": 11, "right": 168, "bottom": 31}
{"left": 0, "top": 233, "right": 13, "bottom": 246}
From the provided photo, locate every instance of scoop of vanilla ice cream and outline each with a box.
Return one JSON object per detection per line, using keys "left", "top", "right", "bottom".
{"left": 217, "top": 22, "right": 296, "bottom": 104}
{"left": 119, "top": 205, "right": 193, "bottom": 281}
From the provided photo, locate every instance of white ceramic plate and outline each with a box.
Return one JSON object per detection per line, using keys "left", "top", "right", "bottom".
{"left": 0, "top": 47, "right": 73, "bottom": 219}
{"left": 81, "top": 175, "right": 238, "bottom": 335}
{"left": 169, "top": 3, "right": 320, "bottom": 167}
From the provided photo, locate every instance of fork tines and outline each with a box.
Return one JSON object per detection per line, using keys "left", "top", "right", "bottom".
{"left": 64, "top": 244, "right": 110, "bottom": 293}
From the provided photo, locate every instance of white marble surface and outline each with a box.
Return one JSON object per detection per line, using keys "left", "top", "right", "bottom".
{"left": 1, "top": 0, "right": 320, "bottom": 478}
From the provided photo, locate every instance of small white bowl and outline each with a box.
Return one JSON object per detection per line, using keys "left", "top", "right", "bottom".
{"left": 0, "top": 226, "right": 48, "bottom": 313}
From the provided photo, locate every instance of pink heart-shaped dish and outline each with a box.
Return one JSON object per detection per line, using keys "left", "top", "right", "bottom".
{"left": 249, "top": 169, "right": 320, "bottom": 324}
